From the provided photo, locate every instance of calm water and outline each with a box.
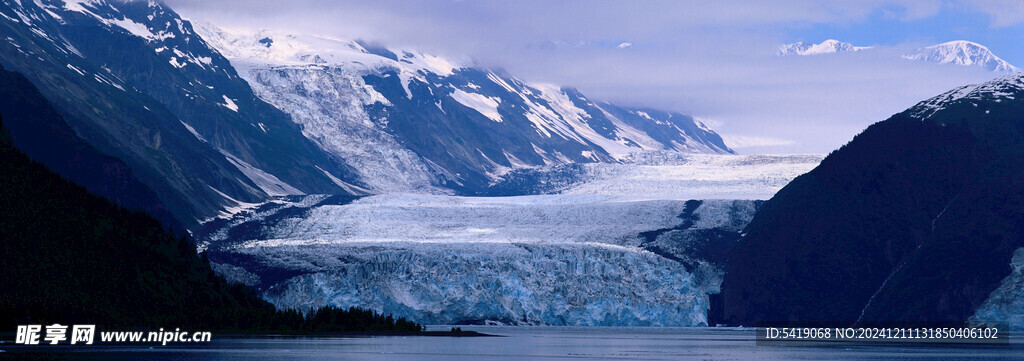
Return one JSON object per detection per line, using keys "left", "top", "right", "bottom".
{"left": 2, "top": 326, "right": 1022, "bottom": 360}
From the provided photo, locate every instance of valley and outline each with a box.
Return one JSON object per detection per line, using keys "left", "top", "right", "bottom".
{"left": 198, "top": 154, "right": 820, "bottom": 326}
{"left": 2, "top": 0, "right": 1023, "bottom": 345}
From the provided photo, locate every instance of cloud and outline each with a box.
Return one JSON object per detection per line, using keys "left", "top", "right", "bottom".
{"left": 164, "top": 0, "right": 1014, "bottom": 153}
{"left": 163, "top": 1, "right": 982, "bottom": 64}
{"left": 723, "top": 135, "right": 796, "bottom": 149}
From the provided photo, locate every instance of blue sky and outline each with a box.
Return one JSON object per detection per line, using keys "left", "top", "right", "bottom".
{"left": 168, "top": 0, "right": 1024, "bottom": 153}
{"left": 785, "top": 5, "right": 1024, "bottom": 65}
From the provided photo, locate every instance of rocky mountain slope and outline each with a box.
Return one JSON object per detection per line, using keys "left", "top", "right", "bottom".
{"left": 195, "top": 25, "right": 734, "bottom": 194}
{"left": 0, "top": 0, "right": 366, "bottom": 227}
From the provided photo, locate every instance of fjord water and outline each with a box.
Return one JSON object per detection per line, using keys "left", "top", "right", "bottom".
{"left": 4, "top": 327, "right": 1023, "bottom": 360}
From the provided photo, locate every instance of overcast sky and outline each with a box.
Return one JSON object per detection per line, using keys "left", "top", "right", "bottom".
{"left": 165, "top": 0, "right": 1024, "bottom": 154}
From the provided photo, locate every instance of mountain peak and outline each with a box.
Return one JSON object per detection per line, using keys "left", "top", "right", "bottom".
{"left": 777, "top": 39, "right": 871, "bottom": 56}
{"left": 779, "top": 38, "right": 1019, "bottom": 73}
{"left": 192, "top": 24, "right": 734, "bottom": 193}
{"left": 903, "top": 40, "right": 1020, "bottom": 73}
{"left": 192, "top": 24, "right": 461, "bottom": 78}
{"left": 905, "top": 72, "right": 1024, "bottom": 119}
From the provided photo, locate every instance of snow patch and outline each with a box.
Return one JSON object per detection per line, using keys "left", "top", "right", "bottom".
{"left": 221, "top": 95, "right": 239, "bottom": 112}
{"left": 179, "top": 120, "right": 206, "bottom": 142}
{"left": 168, "top": 57, "right": 185, "bottom": 68}
{"left": 65, "top": 63, "right": 85, "bottom": 76}
{"left": 450, "top": 89, "right": 502, "bottom": 122}
{"left": 206, "top": 185, "right": 263, "bottom": 220}
{"left": 315, "top": 166, "right": 371, "bottom": 195}
{"left": 106, "top": 16, "right": 156, "bottom": 39}
{"left": 220, "top": 151, "right": 304, "bottom": 197}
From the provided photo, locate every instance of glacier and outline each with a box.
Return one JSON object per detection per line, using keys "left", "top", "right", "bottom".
{"left": 237, "top": 64, "right": 448, "bottom": 193}
{"left": 970, "top": 248, "right": 1024, "bottom": 330}
{"left": 556, "top": 153, "right": 822, "bottom": 200}
{"left": 258, "top": 242, "right": 707, "bottom": 326}
{"left": 485, "top": 152, "right": 822, "bottom": 199}
{"left": 205, "top": 193, "right": 719, "bottom": 326}
{"left": 197, "top": 154, "right": 817, "bottom": 326}
{"left": 184, "top": 23, "right": 822, "bottom": 326}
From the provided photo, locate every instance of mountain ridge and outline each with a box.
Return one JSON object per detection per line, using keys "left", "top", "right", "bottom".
{"left": 777, "top": 39, "right": 871, "bottom": 56}
{"left": 904, "top": 40, "right": 1020, "bottom": 73}
{"left": 0, "top": 0, "right": 368, "bottom": 226}
{"left": 194, "top": 24, "right": 734, "bottom": 194}
{"left": 779, "top": 39, "right": 1019, "bottom": 73}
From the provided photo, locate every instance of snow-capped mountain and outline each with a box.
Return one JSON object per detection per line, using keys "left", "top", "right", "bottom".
{"left": 0, "top": 0, "right": 367, "bottom": 226}
{"left": 194, "top": 25, "right": 734, "bottom": 194}
{"left": 780, "top": 39, "right": 1019, "bottom": 73}
{"left": 777, "top": 39, "right": 870, "bottom": 56}
{"left": 0, "top": 0, "right": 736, "bottom": 221}
{"left": 906, "top": 71, "right": 1024, "bottom": 120}
{"left": 903, "top": 40, "right": 1020, "bottom": 73}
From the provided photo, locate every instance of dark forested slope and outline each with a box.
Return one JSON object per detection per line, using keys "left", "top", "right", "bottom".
{"left": 717, "top": 74, "right": 1024, "bottom": 326}
{"left": 0, "top": 117, "right": 418, "bottom": 333}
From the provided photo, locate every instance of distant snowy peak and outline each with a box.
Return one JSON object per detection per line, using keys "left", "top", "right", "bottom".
{"left": 777, "top": 39, "right": 870, "bottom": 56}
{"left": 903, "top": 40, "right": 1020, "bottom": 73}
{"left": 780, "top": 39, "right": 1019, "bottom": 73}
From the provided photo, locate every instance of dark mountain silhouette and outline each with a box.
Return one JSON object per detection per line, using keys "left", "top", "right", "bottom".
{"left": 0, "top": 114, "right": 419, "bottom": 333}
{"left": 716, "top": 74, "right": 1024, "bottom": 326}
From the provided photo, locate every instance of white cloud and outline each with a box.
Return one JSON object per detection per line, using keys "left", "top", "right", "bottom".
{"left": 724, "top": 135, "right": 796, "bottom": 148}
